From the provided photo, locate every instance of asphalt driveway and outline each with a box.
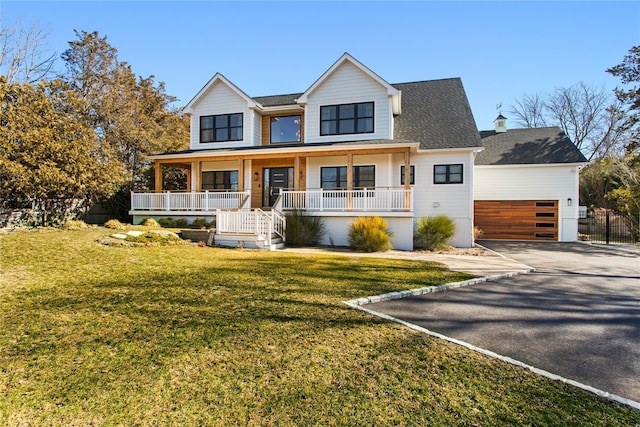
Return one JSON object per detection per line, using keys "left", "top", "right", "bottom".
{"left": 367, "top": 241, "right": 640, "bottom": 403}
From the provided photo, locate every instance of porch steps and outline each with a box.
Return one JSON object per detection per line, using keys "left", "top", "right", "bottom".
{"left": 214, "top": 233, "right": 284, "bottom": 251}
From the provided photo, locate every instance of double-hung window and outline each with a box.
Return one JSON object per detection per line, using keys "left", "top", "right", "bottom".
{"left": 200, "top": 113, "right": 243, "bottom": 143}
{"left": 320, "top": 102, "right": 374, "bottom": 136}
{"left": 433, "top": 164, "right": 463, "bottom": 184}
{"left": 202, "top": 170, "right": 239, "bottom": 190}
{"left": 400, "top": 165, "right": 415, "bottom": 185}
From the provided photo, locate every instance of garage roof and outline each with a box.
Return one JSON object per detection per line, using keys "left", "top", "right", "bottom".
{"left": 477, "top": 127, "right": 588, "bottom": 165}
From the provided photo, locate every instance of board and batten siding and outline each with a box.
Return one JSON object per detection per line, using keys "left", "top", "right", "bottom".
{"left": 189, "top": 81, "right": 257, "bottom": 149}
{"left": 474, "top": 164, "right": 582, "bottom": 242}
{"left": 304, "top": 61, "right": 393, "bottom": 144}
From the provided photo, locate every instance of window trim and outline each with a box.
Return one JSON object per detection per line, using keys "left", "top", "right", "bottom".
{"left": 400, "top": 165, "right": 415, "bottom": 185}
{"left": 320, "top": 102, "right": 374, "bottom": 136}
{"left": 200, "top": 113, "right": 243, "bottom": 143}
{"left": 433, "top": 164, "right": 463, "bottom": 184}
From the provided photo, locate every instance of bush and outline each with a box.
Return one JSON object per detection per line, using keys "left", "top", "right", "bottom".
{"left": 190, "top": 218, "right": 214, "bottom": 229}
{"left": 285, "top": 210, "right": 326, "bottom": 247}
{"left": 104, "top": 219, "right": 126, "bottom": 230}
{"left": 348, "top": 216, "right": 393, "bottom": 252}
{"left": 414, "top": 215, "right": 456, "bottom": 251}
{"left": 124, "top": 232, "right": 182, "bottom": 245}
{"left": 141, "top": 218, "right": 161, "bottom": 228}
{"left": 157, "top": 218, "right": 189, "bottom": 228}
{"left": 61, "top": 219, "right": 91, "bottom": 230}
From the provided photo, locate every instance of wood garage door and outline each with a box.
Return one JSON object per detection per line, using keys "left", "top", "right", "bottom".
{"left": 474, "top": 200, "right": 558, "bottom": 240}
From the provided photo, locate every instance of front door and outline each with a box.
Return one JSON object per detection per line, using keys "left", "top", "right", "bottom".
{"left": 263, "top": 167, "right": 293, "bottom": 207}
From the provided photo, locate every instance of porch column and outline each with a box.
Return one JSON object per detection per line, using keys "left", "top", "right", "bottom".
{"left": 347, "top": 153, "right": 353, "bottom": 211}
{"left": 237, "top": 159, "right": 245, "bottom": 191}
{"left": 186, "top": 165, "right": 192, "bottom": 192}
{"left": 155, "top": 161, "right": 163, "bottom": 192}
{"left": 404, "top": 149, "right": 411, "bottom": 211}
{"left": 294, "top": 155, "right": 301, "bottom": 190}
{"left": 193, "top": 161, "right": 202, "bottom": 192}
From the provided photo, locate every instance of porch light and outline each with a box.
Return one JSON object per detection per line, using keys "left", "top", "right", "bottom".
{"left": 254, "top": 172, "right": 259, "bottom": 181}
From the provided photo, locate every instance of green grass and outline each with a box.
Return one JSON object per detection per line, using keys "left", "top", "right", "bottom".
{"left": 0, "top": 229, "right": 638, "bottom": 426}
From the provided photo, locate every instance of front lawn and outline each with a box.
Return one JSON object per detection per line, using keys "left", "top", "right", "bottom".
{"left": 0, "top": 229, "right": 638, "bottom": 425}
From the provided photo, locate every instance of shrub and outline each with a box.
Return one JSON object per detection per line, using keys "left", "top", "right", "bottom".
{"left": 414, "top": 215, "right": 456, "bottom": 251}
{"left": 285, "top": 210, "right": 326, "bottom": 247}
{"left": 104, "top": 219, "right": 126, "bottom": 230}
{"left": 141, "top": 218, "right": 161, "bottom": 228}
{"left": 190, "top": 218, "right": 214, "bottom": 229}
{"left": 348, "top": 216, "right": 393, "bottom": 252}
{"left": 157, "top": 218, "right": 189, "bottom": 228}
{"left": 124, "top": 232, "right": 182, "bottom": 245}
{"left": 61, "top": 219, "right": 91, "bottom": 230}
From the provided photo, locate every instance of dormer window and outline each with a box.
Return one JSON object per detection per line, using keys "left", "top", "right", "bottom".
{"left": 320, "top": 102, "right": 374, "bottom": 136}
{"left": 200, "top": 113, "right": 243, "bottom": 143}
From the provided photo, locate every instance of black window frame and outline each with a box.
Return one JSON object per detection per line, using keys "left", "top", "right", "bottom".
{"left": 270, "top": 114, "right": 302, "bottom": 144}
{"left": 400, "top": 165, "right": 415, "bottom": 185}
{"left": 433, "top": 164, "right": 463, "bottom": 184}
{"left": 320, "top": 102, "right": 374, "bottom": 136}
{"left": 201, "top": 170, "right": 239, "bottom": 191}
{"left": 200, "top": 113, "right": 243, "bottom": 143}
{"left": 320, "top": 165, "right": 376, "bottom": 190}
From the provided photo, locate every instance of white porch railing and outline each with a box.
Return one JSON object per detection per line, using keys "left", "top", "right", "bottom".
{"left": 216, "top": 208, "right": 285, "bottom": 247}
{"left": 131, "top": 190, "right": 250, "bottom": 211}
{"left": 279, "top": 187, "right": 413, "bottom": 212}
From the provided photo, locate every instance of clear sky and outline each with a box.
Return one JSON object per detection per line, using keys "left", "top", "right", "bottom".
{"left": 2, "top": 1, "right": 639, "bottom": 131}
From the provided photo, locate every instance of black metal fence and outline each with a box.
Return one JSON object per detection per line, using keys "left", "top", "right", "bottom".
{"left": 579, "top": 210, "right": 640, "bottom": 245}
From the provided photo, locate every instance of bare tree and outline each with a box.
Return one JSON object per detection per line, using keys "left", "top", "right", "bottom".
{"left": 510, "top": 82, "right": 627, "bottom": 160}
{"left": 0, "top": 21, "right": 56, "bottom": 84}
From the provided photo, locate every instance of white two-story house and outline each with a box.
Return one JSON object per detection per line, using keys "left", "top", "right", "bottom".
{"left": 130, "top": 53, "right": 483, "bottom": 250}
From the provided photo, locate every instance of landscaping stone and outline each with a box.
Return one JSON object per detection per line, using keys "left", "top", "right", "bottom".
{"left": 111, "top": 233, "right": 128, "bottom": 240}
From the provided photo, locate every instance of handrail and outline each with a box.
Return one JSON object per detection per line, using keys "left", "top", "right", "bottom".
{"left": 131, "top": 190, "right": 250, "bottom": 211}
{"left": 279, "top": 188, "right": 413, "bottom": 212}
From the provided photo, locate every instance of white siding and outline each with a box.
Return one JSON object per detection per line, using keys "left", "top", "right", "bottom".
{"left": 189, "top": 81, "right": 256, "bottom": 149}
{"left": 319, "top": 216, "right": 414, "bottom": 251}
{"left": 305, "top": 150, "right": 476, "bottom": 248}
{"left": 474, "top": 164, "right": 582, "bottom": 241}
{"left": 305, "top": 61, "right": 392, "bottom": 143}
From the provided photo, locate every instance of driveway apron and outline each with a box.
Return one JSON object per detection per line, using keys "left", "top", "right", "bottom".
{"left": 367, "top": 241, "right": 640, "bottom": 403}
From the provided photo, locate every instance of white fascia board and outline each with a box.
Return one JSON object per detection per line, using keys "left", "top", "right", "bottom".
{"left": 297, "top": 52, "right": 399, "bottom": 105}
{"left": 259, "top": 104, "right": 305, "bottom": 113}
{"left": 475, "top": 162, "right": 589, "bottom": 170}
{"left": 417, "top": 146, "right": 484, "bottom": 154}
{"left": 147, "top": 142, "right": 420, "bottom": 161}
{"left": 183, "top": 73, "right": 259, "bottom": 113}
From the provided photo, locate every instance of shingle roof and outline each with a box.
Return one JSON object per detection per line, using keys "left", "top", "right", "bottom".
{"left": 476, "top": 127, "right": 588, "bottom": 165}
{"left": 391, "top": 79, "right": 482, "bottom": 150}
{"left": 253, "top": 93, "right": 302, "bottom": 107}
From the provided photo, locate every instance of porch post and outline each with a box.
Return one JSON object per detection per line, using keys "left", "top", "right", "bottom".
{"left": 237, "top": 159, "right": 245, "bottom": 191}
{"left": 294, "top": 155, "right": 301, "bottom": 190}
{"left": 155, "top": 161, "right": 163, "bottom": 192}
{"left": 347, "top": 153, "right": 353, "bottom": 211}
{"left": 186, "top": 165, "right": 192, "bottom": 192}
{"left": 404, "top": 149, "right": 411, "bottom": 211}
{"left": 193, "top": 161, "right": 202, "bottom": 192}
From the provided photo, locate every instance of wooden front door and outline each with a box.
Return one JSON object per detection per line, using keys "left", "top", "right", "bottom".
{"left": 263, "top": 167, "right": 293, "bottom": 207}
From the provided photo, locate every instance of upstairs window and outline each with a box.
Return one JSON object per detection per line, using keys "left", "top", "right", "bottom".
{"left": 320, "top": 102, "right": 374, "bottom": 136}
{"left": 434, "top": 164, "right": 463, "bottom": 184}
{"left": 200, "top": 113, "right": 243, "bottom": 143}
{"left": 270, "top": 115, "right": 301, "bottom": 143}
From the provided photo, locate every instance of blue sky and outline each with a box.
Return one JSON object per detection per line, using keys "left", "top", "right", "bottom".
{"left": 2, "top": 1, "right": 639, "bottom": 130}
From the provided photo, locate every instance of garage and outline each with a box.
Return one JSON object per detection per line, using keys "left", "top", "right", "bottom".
{"left": 474, "top": 200, "right": 558, "bottom": 240}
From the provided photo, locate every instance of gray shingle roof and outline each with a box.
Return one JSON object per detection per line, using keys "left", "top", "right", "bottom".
{"left": 253, "top": 93, "right": 302, "bottom": 107}
{"left": 392, "top": 79, "right": 482, "bottom": 150}
{"left": 477, "top": 127, "right": 588, "bottom": 165}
